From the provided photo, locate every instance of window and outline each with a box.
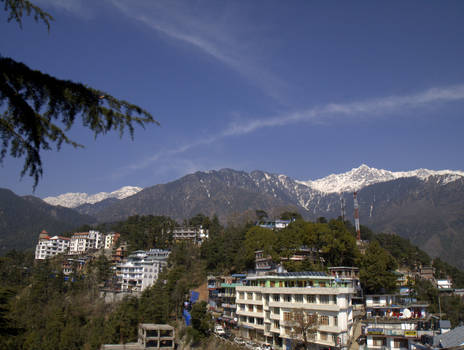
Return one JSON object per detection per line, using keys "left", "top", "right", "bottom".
{"left": 320, "top": 295, "right": 330, "bottom": 304}
{"left": 248, "top": 317, "right": 254, "bottom": 323}
{"left": 319, "top": 282, "right": 326, "bottom": 287}
{"left": 257, "top": 318, "right": 264, "bottom": 325}
{"left": 255, "top": 293, "right": 262, "bottom": 301}
{"left": 273, "top": 320, "right": 280, "bottom": 328}
{"left": 270, "top": 281, "right": 275, "bottom": 287}
{"left": 373, "top": 337, "right": 385, "bottom": 346}
{"left": 295, "top": 294, "right": 303, "bottom": 303}
{"left": 257, "top": 305, "right": 263, "bottom": 312}
{"left": 373, "top": 296, "right": 380, "bottom": 304}
{"left": 283, "top": 312, "right": 291, "bottom": 321}
{"left": 320, "top": 315, "right": 329, "bottom": 325}
{"left": 239, "top": 292, "right": 244, "bottom": 299}
{"left": 332, "top": 295, "right": 337, "bottom": 304}
{"left": 273, "top": 307, "right": 280, "bottom": 315}
{"left": 320, "top": 332, "right": 328, "bottom": 341}
{"left": 273, "top": 294, "right": 280, "bottom": 302}
{"left": 393, "top": 339, "right": 408, "bottom": 349}
{"left": 334, "top": 316, "right": 338, "bottom": 327}
{"left": 248, "top": 305, "right": 254, "bottom": 312}
{"left": 240, "top": 304, "right": 245, "bottom": 310}
{"left": 247, "top": 293, "right": 253, "bottom": 300}
{"left": 284, "top": 295, "right": 292, "bottom": 302}
{"left": 306, "top": 295, "right": 316, "bottom": 303}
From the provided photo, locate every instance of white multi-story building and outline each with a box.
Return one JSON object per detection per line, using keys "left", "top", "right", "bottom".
{"left": 69, "top": 230, "right": 103, "bottom": 254}
{"left": 236, "top": 271, "right": 356, "bottom": 350}
{"left": 35, "top": 231, "right": 70, "bottom": 260}
{"left": 436, "top": 279, "right": 453, "bottom": 290}
{"left": 104, "top": 232, "right": 120, "bottom": 249}
{"left": 118, "top": 249, "right": 170, "bottom": 292}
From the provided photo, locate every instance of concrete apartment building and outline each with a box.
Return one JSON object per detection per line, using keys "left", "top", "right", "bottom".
{"left": 208, "top": 274, "right": 246, "bottom": 327}
{"left": 35, "top": 230, "right": 70, "bottom": 260}
{"left": 104, "top": 232, "right": 120, "bottom": 249}
{"left": 69, "top": 230, "right": 104, "bottom": 254}
{"left": 235, "top": 271, "right": 356, "bottom": 350}
{"left": 101, "top": 323, "right": 175, "bottom": 349}
{"left": 171, "top": 226, "right": 209, "bottom": 245}
{"left": 118, "top": 249, "right": 170, "bottom": 292}
{"left": 361, "top": 294, "right": 436, "bottom": 350}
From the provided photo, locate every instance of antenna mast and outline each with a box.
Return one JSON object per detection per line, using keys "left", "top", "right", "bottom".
{"left": 340, "top": 196, "right": 346, "bottom": 222}
{"left": 353, "top": 192, "right": 361, "bottom": 241}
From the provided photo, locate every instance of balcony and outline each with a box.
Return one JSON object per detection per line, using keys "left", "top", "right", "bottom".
{"left": 236, "top": 310, "right": 263, "bottom": 318}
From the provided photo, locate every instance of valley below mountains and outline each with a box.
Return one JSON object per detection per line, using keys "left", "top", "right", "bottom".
{"left": 2, "top": 165, "right": 464, "bottom": 269}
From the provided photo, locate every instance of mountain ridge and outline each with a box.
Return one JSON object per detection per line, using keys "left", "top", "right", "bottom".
{"left": 43, "top": 186, "right": 143, "bottom": 208}
{"left": 42, "top": 165, "right": 464, "bottom": 207}
{"left": 3, "top": 165, "right": 464, "bottom": 269}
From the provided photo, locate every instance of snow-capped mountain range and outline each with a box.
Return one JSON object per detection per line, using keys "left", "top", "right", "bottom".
{"left": 43, "top": 186, "right": 143, "bottom": 208}
{"left": 297, "top": 164, "right": 464, "bottom": 193}
{"left": 43, "top": 165, "right": 464, "bottom": 208}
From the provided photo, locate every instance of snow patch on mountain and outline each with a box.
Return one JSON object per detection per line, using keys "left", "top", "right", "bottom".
{"left": 43, "top": 186, "right": 143, "bottom": 208}
{"left": 297, "top": 164, "right": 464, "bottom": 193}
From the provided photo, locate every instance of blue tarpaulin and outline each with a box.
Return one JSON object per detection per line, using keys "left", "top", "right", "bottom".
{"left": 190, "top": 291, "right": 199, "bottom": 303}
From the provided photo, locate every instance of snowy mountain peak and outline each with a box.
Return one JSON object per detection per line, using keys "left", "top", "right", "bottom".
{"left": 43, "top": 186, "right": 143, "bottom": 208}
{"left": 297, "top": 164, "right": 464, "bottom": 194}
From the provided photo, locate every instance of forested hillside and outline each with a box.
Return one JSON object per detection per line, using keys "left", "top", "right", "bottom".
{"left": 0, "top": 188, "right": 95, "bottom": 254}
{"left": 1, "top": 214, "right": 464, "bottom": 349}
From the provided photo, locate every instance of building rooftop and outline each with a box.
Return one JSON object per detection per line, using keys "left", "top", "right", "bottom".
{"left": 139, "top": 323, "right": 174, "bottom": 330}
{"left": 246, "top": 271, "right": 333, "bottom": 280}
{"left": 434, "top": 325, "right": 464, "bottom": 348}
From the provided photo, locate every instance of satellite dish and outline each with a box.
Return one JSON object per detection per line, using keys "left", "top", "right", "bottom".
{"left": 402, "top": 309, "right": 411, "bottom": 318}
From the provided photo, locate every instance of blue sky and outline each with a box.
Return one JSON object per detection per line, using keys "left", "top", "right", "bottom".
{"left": 1, "top": 0, "right": 464, "bottom": 198}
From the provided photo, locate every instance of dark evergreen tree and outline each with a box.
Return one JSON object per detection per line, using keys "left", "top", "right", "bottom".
{"left": 1, "top": 0, "right": 158, "bottom": 188}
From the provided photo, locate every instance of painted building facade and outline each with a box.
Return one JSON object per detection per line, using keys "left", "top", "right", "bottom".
{"left": 236, "top": 271, "right": 356, "bottom": 350}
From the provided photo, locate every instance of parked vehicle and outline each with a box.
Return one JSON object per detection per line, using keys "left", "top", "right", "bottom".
{"left": 234, "top": 337, "right": 246, "bottom": 346}
{"left": 214, "top": 324, "right": 226, "bottom": 336}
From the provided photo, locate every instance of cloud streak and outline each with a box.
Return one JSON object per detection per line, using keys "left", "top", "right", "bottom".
{"left": 119, "top": 84, "right": 464, "bottom": 177}
{"left": 107, "top": 0, "right": 288, "bottom": 103}
{"left": 223, "top": 84, "right": 464, "bottom": 136}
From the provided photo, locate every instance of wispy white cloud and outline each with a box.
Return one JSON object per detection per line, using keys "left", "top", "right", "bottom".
{"left": 118, "top": 84, "right": 464, "bottom": 177}
{"left": 223, "top": 84, "right": 464, "bottom": 136}
{"left": 107, "top": 0, "right": 288, "bottom": 103}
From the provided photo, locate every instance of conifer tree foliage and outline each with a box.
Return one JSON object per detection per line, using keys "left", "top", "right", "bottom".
{"left": 360, "top": 241, "right": 398, "bottom": 294}
{"left": 1, "top": 0, "right": 53, "bottom": 30}
{"left": 1, "top": 0, "right": 158, "bottom": 188}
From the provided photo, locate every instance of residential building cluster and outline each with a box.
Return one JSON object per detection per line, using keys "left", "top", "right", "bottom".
{"left": 204, "top": 249, "right": 462, "bottom": 350}
{"left": 34, "top": 229, "right": 170, "bottom": 293}
{"left": 35, "top": 230, "right": 120, "bottom": 259}
{"left": 235, "top": 271, "right": 355, "bottom": 350}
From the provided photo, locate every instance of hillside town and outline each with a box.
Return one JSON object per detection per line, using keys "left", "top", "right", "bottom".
{"left": 31, "top": 219, "right": 464, "bottom": 350}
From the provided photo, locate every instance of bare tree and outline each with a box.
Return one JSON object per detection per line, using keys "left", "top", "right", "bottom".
{"left": 289, "top": 309, "right": 319, "bottom": 350}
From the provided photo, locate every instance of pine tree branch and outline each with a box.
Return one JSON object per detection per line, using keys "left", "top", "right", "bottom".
{"left": 1, "top": 0, "right": 53, "bottom": 30}
{"left": 0, "top": 57, "right": 158, "bottom": 189}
